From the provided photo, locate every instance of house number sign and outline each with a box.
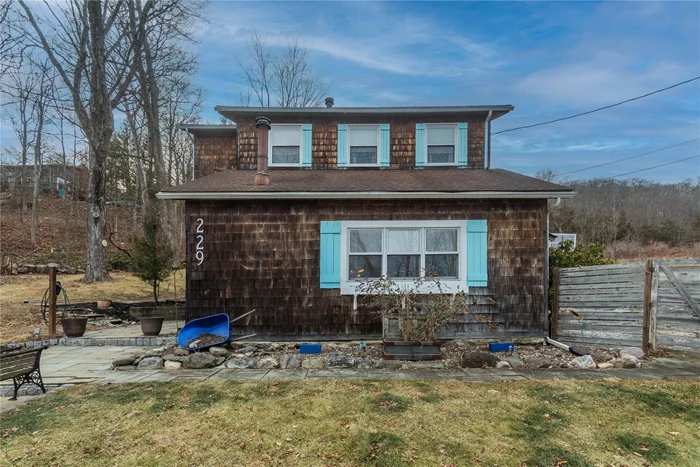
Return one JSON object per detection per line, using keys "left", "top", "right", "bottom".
{"left": 195, "top": 218, "right": 204, "bottom": 265}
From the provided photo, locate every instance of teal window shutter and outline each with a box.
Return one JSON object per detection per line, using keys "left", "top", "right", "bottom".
{"left": 415, "top": 123, "right": 426, "bottom": 167}
{"left": 302, "top": 124, "right": 312, "bottom": 167}
{"left": 337, "top": 124, "right": 348, "bottom": 167}
{"left": 380, "top": 124, "right": 390, "bottom": 167}
{"left": 467, "top": 219, "right": 488, "bottom": 287}
{"left": 457, "top": 123, "right": 468, "bottom": 167}
{"left": 320, "top": 221, "right": 341, "bottom": 288}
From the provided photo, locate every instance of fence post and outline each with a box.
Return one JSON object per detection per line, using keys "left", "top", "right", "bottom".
{"left": 642, "top": 259, "right": 653, "bottom": 355}
{"left": 650, "top": 262, "right": 659, "bottom": 349}
{"left": 550, "top": 267, "right": 560, "bottom": 339}
{"left": 48, "top": 263, "right": 58, "bottom": 336}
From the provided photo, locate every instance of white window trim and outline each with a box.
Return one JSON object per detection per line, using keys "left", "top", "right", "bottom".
{"left": 425, "top": 123, "right": 458, "bottom": 167}
{"left": 268, "top": 123, "right": 303, "bottom": 167}
{"left": 339, "top": 220, "right": 467, "bottom": 295}
{"left": 347, "top": 124, "right": 381, "bottom": 167}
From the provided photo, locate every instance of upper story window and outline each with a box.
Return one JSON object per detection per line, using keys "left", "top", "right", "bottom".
{"left": 269, "top": 124, "right": 302, "bottom": 166}
{"left": 426, "top": 124, "right": 457, "bottom": 165}
{"left": 348, "top": 125, "right": 380, "bottom": 166}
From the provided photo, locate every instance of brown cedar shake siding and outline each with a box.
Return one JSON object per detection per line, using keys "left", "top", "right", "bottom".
{"left": 185, "top": 198, "right": 548, "bottom": 339}
{"left": 194, "top": 135, "right": 237, "bottom": 178}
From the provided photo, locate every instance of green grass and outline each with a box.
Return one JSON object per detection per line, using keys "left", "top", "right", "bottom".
{"left": 1, "top": 379, "right": 699, "bottom": 466}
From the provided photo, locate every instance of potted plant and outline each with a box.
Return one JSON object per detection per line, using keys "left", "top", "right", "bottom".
{"left": 132, "top": 207, "right": 176, "bottom": 337}
{"left": 96, "top": 299, "right": 112, "bottom": 310}
{"left": 357, "top": 275, "right": 467, "bottom": 360}
{"left": 61, "top": 311, "right": 89, "bottom": 338}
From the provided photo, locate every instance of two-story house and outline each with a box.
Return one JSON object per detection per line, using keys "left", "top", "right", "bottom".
{"left": 157, "top": 99, "right": 575, "bottom": 340}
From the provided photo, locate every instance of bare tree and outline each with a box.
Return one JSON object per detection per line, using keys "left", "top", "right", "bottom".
{"left": 238, "top": 31, "right": 330, "bottom": 108}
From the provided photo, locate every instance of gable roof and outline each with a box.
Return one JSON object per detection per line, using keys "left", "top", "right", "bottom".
{"left": 157, "top": 168, "right": 574, "bottom": 200}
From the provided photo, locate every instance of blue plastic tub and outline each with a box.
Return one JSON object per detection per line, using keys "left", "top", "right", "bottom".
{"left": 299, "top": 343, "right": 322, "bottom": 354}
{"left": 177, "top": 313, "right": 230, "bottom": 350}
{"left": 488, "top": 342, "right": 514, "bottom": 353}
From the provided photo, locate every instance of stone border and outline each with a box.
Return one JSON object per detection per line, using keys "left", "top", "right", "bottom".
{"left": 59, "top": 336, "right": 177, "bottom": 347}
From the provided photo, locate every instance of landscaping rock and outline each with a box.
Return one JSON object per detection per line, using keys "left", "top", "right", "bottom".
{"left": 500, "top": 356, "right": 525, "bottom": 369}
{"left": 164, "top": 361, "right": 182, "bottom": 370}
{"left": 209, "top": 346, "right": 229, "bottom": 358}
{"left": 257, "top": 357, "right": 280, "bottom": 369}
{"left": 163, "top": 354, "right": 188, "bottom": 363}
{"left": 215, "top": 357, "right": 226, "bottom": 366}
{"left": 460, "top": 351, "right": 498, "bottom": 368}
{"left": 592, "top": 353, "right": 613, "bottom": 362}
{"left": 112, "top": 355, "right": 137, "bottom": 366}
{"left": 614, "top": 360, "right": 626, "bottom": 369}
{"left": 620, "top": 347, "right": 645, "bottom": 361}
{"left": 598, "top": 362, "right": 614, "bottom": 369}
{"left": 376, "top": 360, "right": 402, "bottom": 370}
{"left": 496, "top": 361, "right": 511, "bottom": 369}
{"left": 301, "top": 358, "right": 324, "bottom": 369}
{"left": 173, "top": 348, "right": 190, "bottom": 356}
{"left": 137, "top": 357, "right": 163, "bottom": 370}
{"left": 239, "top": 346, "right": 257, "bottom": 354}
{"left": 183, "top": 352, "right": 217, "bottom": 369}
{"left": 523, "top": 357, "right": 549, "bottom": 369}
{"left": 143, "top": 348, "right": 165, "bottom": 358}
{"left": 280, "top": 354, "right": 301, "bottom": 369}
{"left": 570, "top": 355, "right": 597, "bottom": 369}
{"left": 326, "top": 355, "right": 355, "bottom": 368}
{"left": 623, "top": 359, "right": 640, "bottom": 369}
{"left": 225, "top": 358, "right": 257, "bottom": 369}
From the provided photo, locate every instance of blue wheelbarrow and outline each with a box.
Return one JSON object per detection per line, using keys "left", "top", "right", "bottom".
{"left": 177, "top": 310, "right": 257, "bottom": 351}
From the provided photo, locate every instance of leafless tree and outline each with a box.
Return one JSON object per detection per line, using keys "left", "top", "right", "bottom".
{"left": 238, "top": 31, "right": 330, "bottom": 108}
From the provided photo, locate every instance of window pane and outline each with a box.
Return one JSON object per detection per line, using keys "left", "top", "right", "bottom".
{"left": 349, "top": 255, "right": 382, "bottom": 279}
{"left": 349, "top": 229, "right": 382, "bottom": 253}
{"left": 427, "top": 145, "right": 455, "bottom": 164}
{"left": 350, "top": 147, "right": 377, "bottom": 165}
{"left": 387, "top": 229, "right": 420, "bottom": 253}
{"left": 271, "top": 146, "right": 300, "bottom": 164}
{"left": 427, "top": 125, "right": 455, "bottom": 145}
{"left": 348, "top": 126, "right": 378, "bottom": 146}
{"left": 426, "top": 254, "right": 458, "bottom": 278}
{"left": 270, "top": 125, "right": 301, "bottom": 146}
{"left": 387, "top": 255, "right": 420, "bottom": 278}
{"left": 426, "top": 229, "right": 458, "bottom": 252}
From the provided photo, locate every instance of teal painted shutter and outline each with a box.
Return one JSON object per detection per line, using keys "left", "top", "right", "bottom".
{"left": 415, "top": 123, "right": 426, "bottom": 167}
{"left": 467, "top": 220, "right": 488, "bottom": 287}
{"left": 337, "top": 124, "right": 348, "bottom": 167}
{"left": 380, "top": 124, "right": 390, "bottom": 167}
{"left": 457, "top": 123, "right": 468, "bottom": 167}
{"left": 302, "top": 124, "right": 312, "bottom": 167}
{"left": 320, "top": 221, "right": 341, "bottom": 288}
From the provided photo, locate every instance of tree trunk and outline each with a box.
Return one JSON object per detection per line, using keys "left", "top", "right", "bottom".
{"left": 153, "top": 279, "right": 158, "bottom": 305}
{"left": 30, "top": 103, "right": 45, "bottom": 246}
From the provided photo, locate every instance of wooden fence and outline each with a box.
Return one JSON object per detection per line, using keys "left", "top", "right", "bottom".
{"left": 551, "top": 259, "right": 700, "bottom": 352}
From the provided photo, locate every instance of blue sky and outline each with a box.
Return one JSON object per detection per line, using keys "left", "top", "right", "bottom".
{"left": 194, "top": 0, "right": 700, "bottom": 181}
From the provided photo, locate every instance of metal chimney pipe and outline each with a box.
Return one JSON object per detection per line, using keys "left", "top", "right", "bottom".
{"left": 325, "top": 97, "right": 334, "bottom": 108}
{"left": 254, "top": 116, "right": 271, "bottom": 185}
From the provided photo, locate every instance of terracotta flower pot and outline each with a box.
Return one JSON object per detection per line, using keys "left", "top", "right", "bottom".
{"left": 62, "top": 317, "right": 88, "bottom": 338}
{"left": 140, "top": 317, "right": 165, "bottom": 336}
{"left": 96, "top": 299, "right": 111, "bottom": 310}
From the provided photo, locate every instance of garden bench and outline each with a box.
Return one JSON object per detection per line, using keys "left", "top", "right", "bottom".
{"left": 0, "top": 346, "right": 47, "bottom": 400}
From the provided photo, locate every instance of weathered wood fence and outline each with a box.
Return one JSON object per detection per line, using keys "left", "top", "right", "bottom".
{"left": 551, "top": 259, "right": 700, "bottom": 352}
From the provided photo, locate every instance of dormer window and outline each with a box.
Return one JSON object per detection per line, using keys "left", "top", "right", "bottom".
{"left": 348, "top": 125, "right": 380, "bottom": 166}
{"left": 426, "top": 124, "right": 457, "bottom": 165}
{"left": 269, "top": 124, "right": 302, "bottom": 166}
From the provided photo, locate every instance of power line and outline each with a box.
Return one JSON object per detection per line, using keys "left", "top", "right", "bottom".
{"left": 559, "top": 138, "right": 700, "bottom": 176}
{"left": 600, "top": 155, "right": 699, "bottom": 180}
{"left": 493, "top": 76, "right": 700, "bottom": 135}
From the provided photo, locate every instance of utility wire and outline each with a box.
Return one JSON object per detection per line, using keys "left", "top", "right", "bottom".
{"left": 559, "top": 138, "right": 700, "bottom": 176}
{"left": 493, "top": 76, "right": 700, "bottom": 135}
{"left": 601, "top": 155, "right": 699, "bottom": 180}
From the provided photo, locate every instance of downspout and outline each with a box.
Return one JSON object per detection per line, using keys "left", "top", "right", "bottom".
{"left": 484, "top": 110, "right": 493, "bottom": 169}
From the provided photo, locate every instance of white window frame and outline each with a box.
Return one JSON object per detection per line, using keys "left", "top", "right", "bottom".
{"left": 339, "top": 220, "right": 467, "bottom": 295}
{"left": 347, "top": 124, "right": 380, "bottom": 167}
{"left": 268, "top": 124, "right": 303, "bottom": 167}
{"left": 425, "top": 123, "right": 458, "bottom": 166}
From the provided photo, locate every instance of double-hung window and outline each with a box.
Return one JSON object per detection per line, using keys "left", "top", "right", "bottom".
{"left": 426, "top": 124, "right": 457, "bottom": 165}
{"left": 341, "top": 221, "right": 465, "bottom": 293}
{"left": 269, "top": 124, "right": 302, "bottom": 166}
{"left": 348, "top": 125, "right": 380, "bottom": 166}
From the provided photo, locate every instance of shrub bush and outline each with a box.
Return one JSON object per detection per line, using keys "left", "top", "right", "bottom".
{"left": 549, "top": 240, "right": 616, "bottom": 305}
{"left": 107, "top": 252, "right": 132, "bottom": 271}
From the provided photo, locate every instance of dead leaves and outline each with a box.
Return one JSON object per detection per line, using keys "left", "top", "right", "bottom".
{"left": 2, "top": 426, "right": 19, "bottom": 438}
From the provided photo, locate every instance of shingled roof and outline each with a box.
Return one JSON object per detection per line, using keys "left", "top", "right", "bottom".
{"left": 157, "top": 169, "right": 574, "bottom": 200}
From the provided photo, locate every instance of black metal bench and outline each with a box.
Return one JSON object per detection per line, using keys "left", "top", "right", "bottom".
{"left": 0, "top": 347, "right": 47, "bottom": 400}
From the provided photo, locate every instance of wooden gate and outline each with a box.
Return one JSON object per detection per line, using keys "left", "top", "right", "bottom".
{"left": 552, "top": 259, "right": 700, "bottom": 352}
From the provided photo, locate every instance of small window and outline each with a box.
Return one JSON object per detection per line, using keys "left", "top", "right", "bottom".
{"left": 348, "top": 125, "right": 379, "bottom": 166}
{"left": 426, "top": 124, "right": 457, "bottom": 165}
{"left": 269, "top": 125, "right": 302, "bottom": 166}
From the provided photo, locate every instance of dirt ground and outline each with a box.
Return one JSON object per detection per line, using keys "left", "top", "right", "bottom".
{"left": 0, "top": 272, "right": 185, "bottom": 344}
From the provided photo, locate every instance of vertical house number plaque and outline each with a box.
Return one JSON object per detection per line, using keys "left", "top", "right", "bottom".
{"left": 195, "top": 218, "right": 204, "bottom": 265}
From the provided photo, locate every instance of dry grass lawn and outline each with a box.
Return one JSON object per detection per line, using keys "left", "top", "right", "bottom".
{"left": 0, "top": 272, "right": 185, "bottom": 344}
{"left": 1, "top": 379, "right": 698, "bottom": 466}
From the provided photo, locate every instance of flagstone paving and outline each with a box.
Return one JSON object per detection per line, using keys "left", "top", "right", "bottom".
{"left": 2, "top": 344, "right": 699, "bottom": 413}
